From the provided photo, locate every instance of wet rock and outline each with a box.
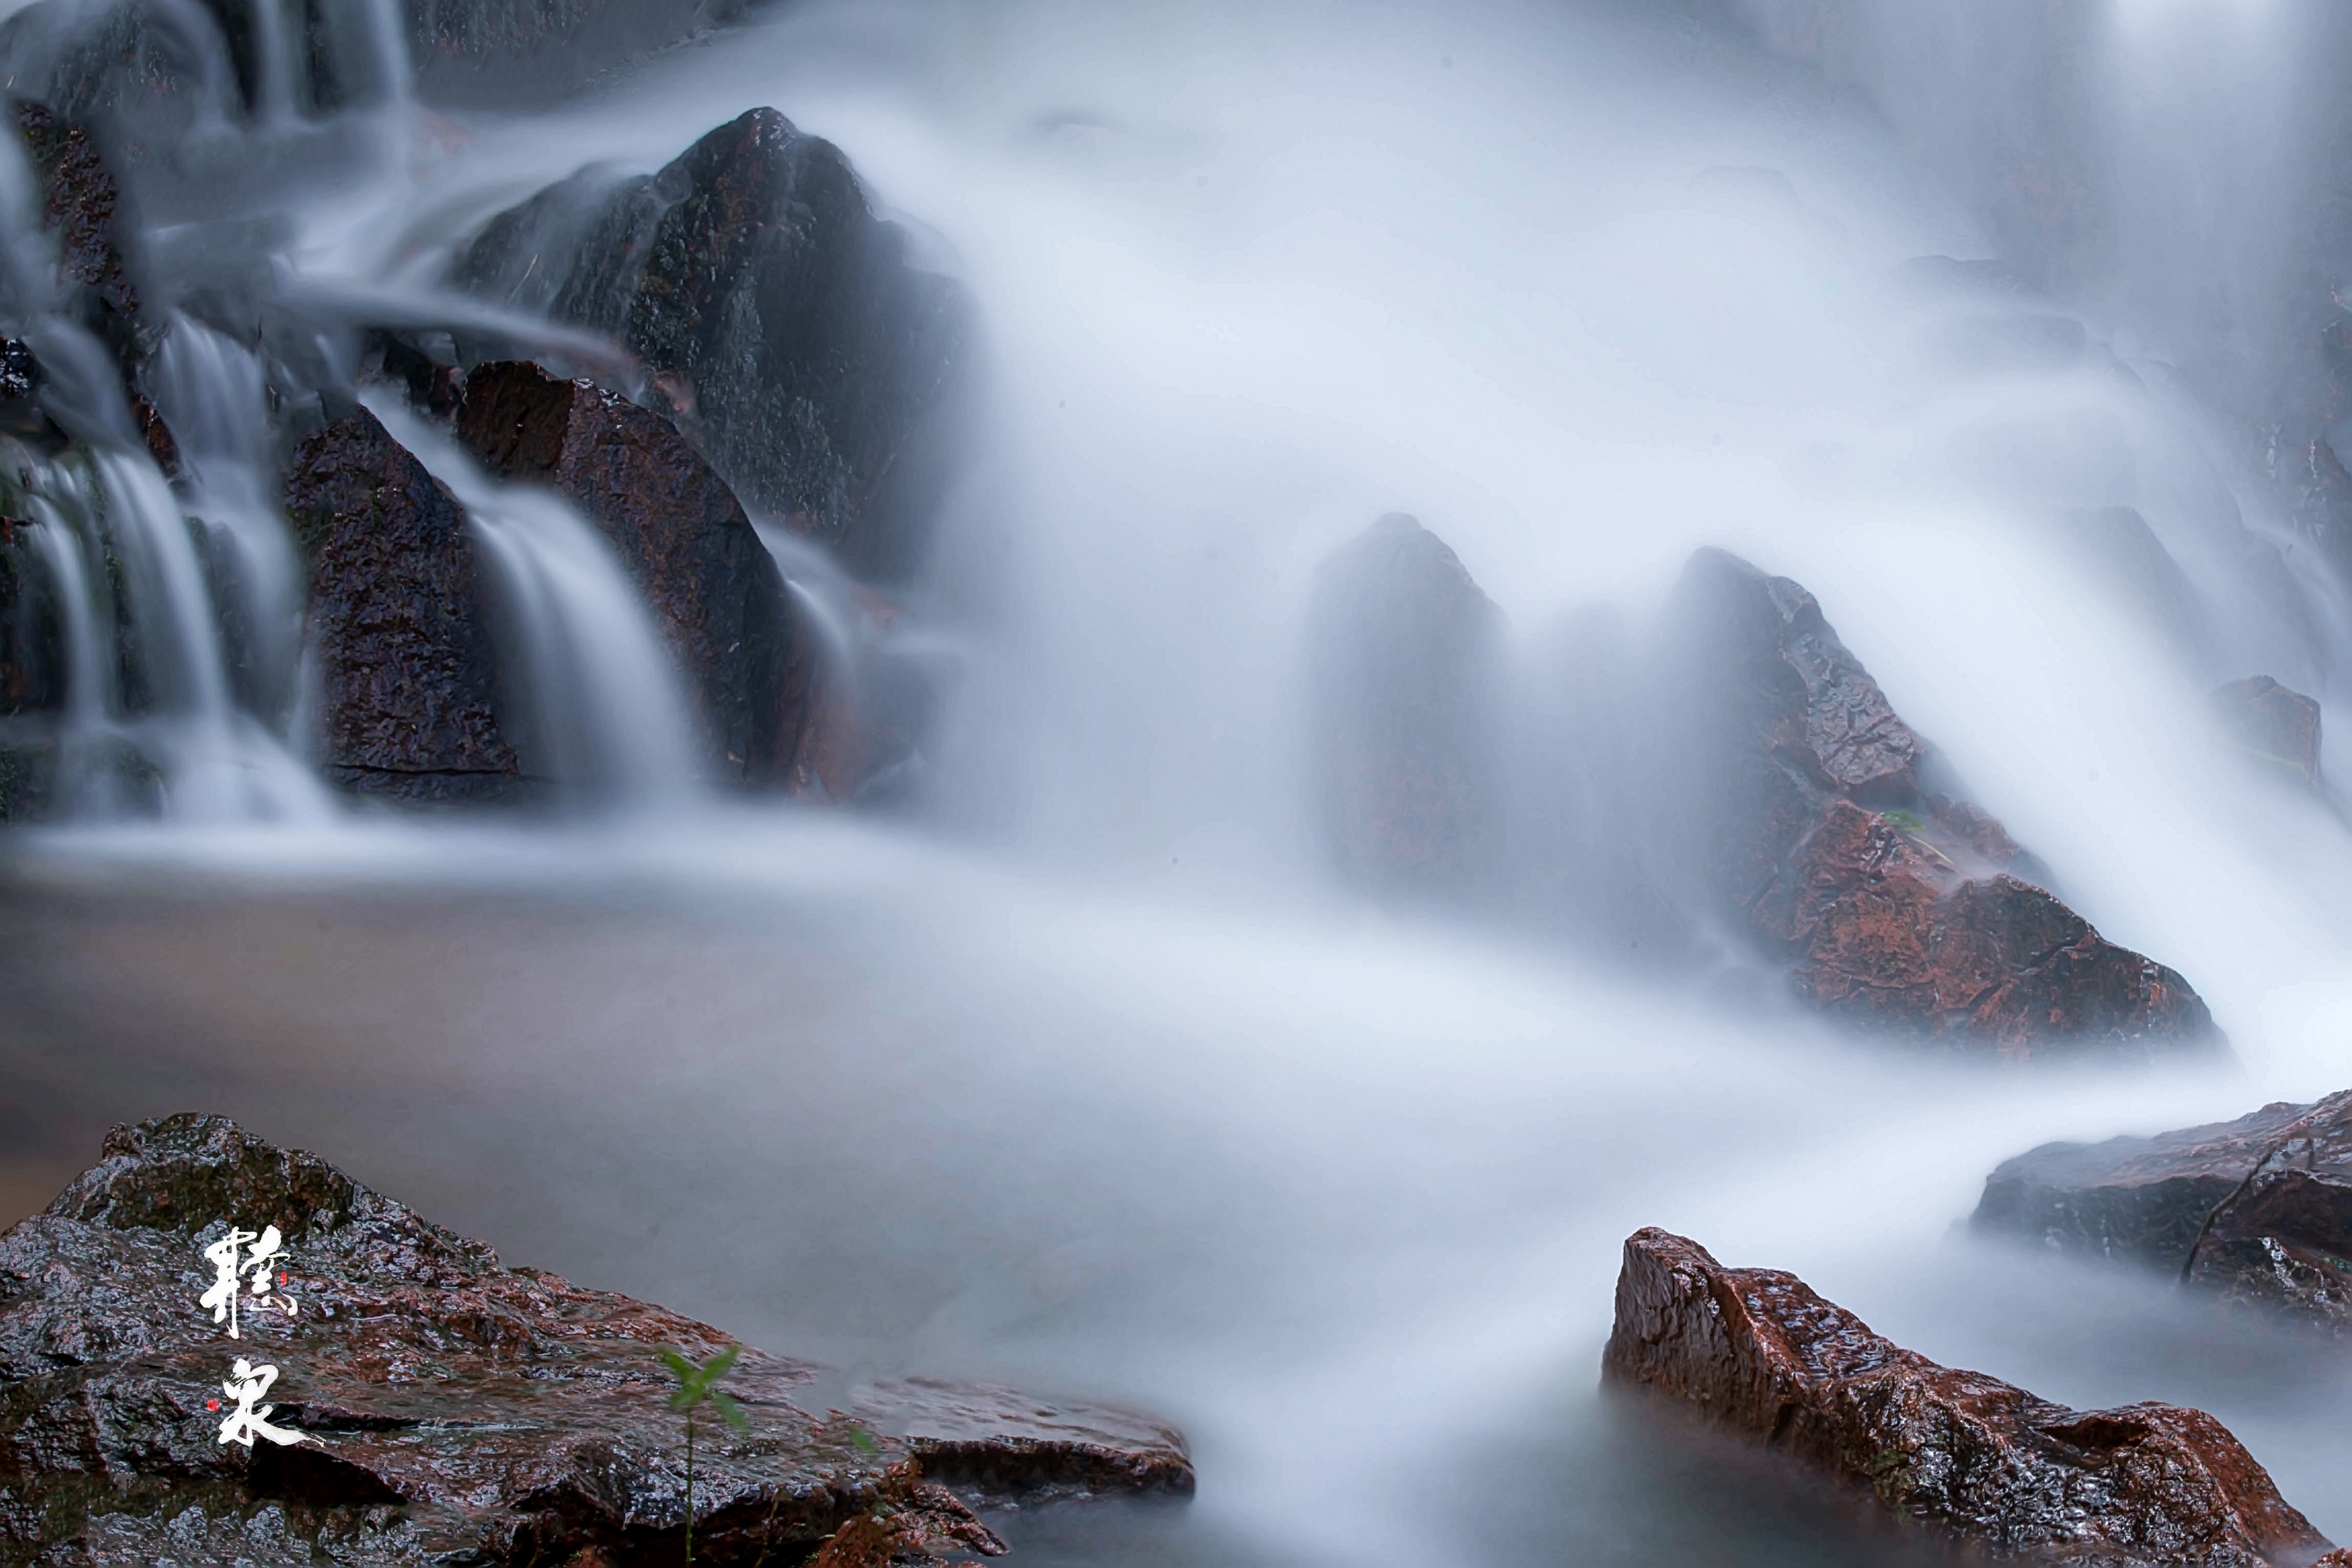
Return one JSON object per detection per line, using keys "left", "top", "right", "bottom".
{"left": 457, "top": 106, "right": 971, "bottom": 584}
{"left": 1307, "top": 513, "right": 1503, "bottom": 896}
{"left": 0, "top": 516, "right": 59, "bottom": 822}
{"left": 1663, "top": 547, "right": 2217, "bottom": 1055}
{"left": 2213, "top": 675, "right": 2323, "bottom": 787}
{"left": 1973, "top": 1089, "right": 2352, "bottom": 1332}
{"left": 0, "top": 1113, "right": 1193, "bottom": 1566}
{"left": 1602, "top": 1226, "right": 2332, "bottom": 1566}
{"left": 2059, "top": 506, "right": 2205, "bottom": 666}
{"left": 13, "top": 103, "right": 138, "bottom": 326}
{"left": 454, "top": 359, "right": 810, "bottom": 786}
{"left": 0, "top": 516, "right": 62, "bottom": 721}
{"left": 281, "top": 406, "right": 521, "bottom": 802}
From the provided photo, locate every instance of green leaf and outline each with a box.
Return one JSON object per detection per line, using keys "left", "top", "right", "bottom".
{"left": 711, "top": 1391, "right": 750, "bottom": 1432}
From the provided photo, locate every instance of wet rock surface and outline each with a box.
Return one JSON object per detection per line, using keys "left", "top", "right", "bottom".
{"left": 457, "top": 106, "right": 970, "bottom": 584}
{"left": 0, "top": 1114, "right": 1193, "bottom": 1567}
{"left": 1664, "top": 547, "right": 2216, "bottom": 1055}
{"left": 1973, "top": 1089, "right": 2352, "bottom": 1332}
{"left": 13, "top": 104, "right": 138, "bottom": 338}
{"left": 1603, "top": 1226, "right": 2333, "bottom": 1566}
{"left": 281, "top": 407, "right": 522, "bottom": 802}
{"left": 2213, "top": 676, "right": 2324, "bottom": 787}
{"left": 454, "top": 359, "right": 812, "bottom": 786}
{"left": 1307, "top": 513, "right": 1503, "bottom": 896}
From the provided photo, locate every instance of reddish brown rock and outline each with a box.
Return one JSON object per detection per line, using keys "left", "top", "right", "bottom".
{"left": 454, "top": 359, "right": 812, "bottom": 787}
{"left": 1603, "top": 1227, "right": 2332, "bottom": 1565}
{"left": 457, "top": 107, "right": 970, "bottom": 584}
{"left": 1974, "top": 1089, "right": 2352, "bottom": 1331}
{"left": 282, "top": 407, "right": 521, "bottom": 802}
{"left": 14, "top": 102, "right": 137, "bottom": 330}
{"left": 2214, "top": 676, "right": 2323, "bottom": 786}
{"left": 1307, "top": 513, "right": 1502, "bottom": 896}
{"left": 0, "top": 1114, "right": 1192, "bottom": 1567}
{"left": 1667, "top": 547, "right": 2216, "bottom": 1055}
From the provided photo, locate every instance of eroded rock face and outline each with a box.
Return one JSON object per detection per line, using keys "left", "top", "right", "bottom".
{"left": 281, "top": 407, "right": 520, "bottom": 802}
{"left": 1602, "top": 1226, "right": 2332, "bottom": 1566}
{"left": 0, "top": 1114, "right": 1193, "bottom": 1567}
{"left": 454, "top": 359, "right": 810, "bottom": 786}
{"left": 457, "top": 107, "right": 971, "bottom": 584}
{"left": 1307, "top": 513, "right": 1502, "bottom": 896}
{"left": 1973, "top": 1090, "right": 2352, "bottom": 1332}
{"left": 1664, "top": 547, "right": 2216, "bottom": 1055}
{"left": 2213, "top": 676, "right": 2323, "bottom": 786}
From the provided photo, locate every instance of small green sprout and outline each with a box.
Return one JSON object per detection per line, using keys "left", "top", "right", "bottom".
{"left": 660, "top": 1344, "right": 751, "bottom": 1562}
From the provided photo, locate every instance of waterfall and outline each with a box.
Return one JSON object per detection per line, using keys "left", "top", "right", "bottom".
{"left": 369, "top": 404, "right": 704, "bottom": 814}
{"left": 3, "top": 312, "right": 327, "bottom": 822}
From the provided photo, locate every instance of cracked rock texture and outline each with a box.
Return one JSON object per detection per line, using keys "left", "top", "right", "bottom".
{"left": 0, "top": 1114, "right": 1191, "bottom": 1566}
{"left": 1974, "top": 1088, "right": 2352, "bottom": 1332}
{"left": 1602, "top": 1227, "right": 2332, "bottom": 1566}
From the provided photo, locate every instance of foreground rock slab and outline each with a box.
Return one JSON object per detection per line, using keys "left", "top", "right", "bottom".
{"left": 1664, "top": 547, "right": 2217, "bottom": 1056}
{"left": 0, "top": 1115, "right": 1191, "bottom": 1566}
{"left": 1603, "top": 1227, "right": 2330, "bottom": 1565}
{"left": 1974, "top": 1088, "right": 2352, "bottom": 1331}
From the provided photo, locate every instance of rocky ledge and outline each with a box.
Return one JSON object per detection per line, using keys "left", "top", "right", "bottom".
{"left": 0, "top": 1115, "right": 1191, "bottom": 1567}
{"left": 1973, "top": 1089, "right": 2352, "bottom": 1332}
{"left": 1602, "top": 1227, "right": 2332, "bottom": 1565}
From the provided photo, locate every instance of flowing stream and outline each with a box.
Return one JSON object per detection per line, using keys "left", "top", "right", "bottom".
{"left": 4, "top": 1, "right": 2352, "bottom": 1564}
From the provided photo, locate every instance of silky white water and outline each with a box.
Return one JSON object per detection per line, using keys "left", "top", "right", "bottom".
{"left": 6, "top": 0, "right": 2352, "bottom": 1562}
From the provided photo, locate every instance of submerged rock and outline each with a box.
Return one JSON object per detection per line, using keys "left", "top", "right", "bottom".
{"left": 454, "top": 359, "right": 813, "bottom": 787}
{"left": 457, "top": 107, "right": 971, "bottom": 584}
{"left": 2213, "top": 675, "right": 2323, "bottom": 787}
{"left": 1602, "top": 1226, "right": 2332, "bottom": 1566}
{"left": 1662, "top": 547, "right": 2216, "bottom": 1055}
{"left": 1973, "top": 1089, "right": 2352, "bottom": 1332}
{"left": 1306, "top": 513, "right": 1503, "bottom": 896}
{"left": 281, "top": 407, "right": 521, "bottom": 802}
{"left": 0, "top": 1114, "right": 1193, "bottom": 1567}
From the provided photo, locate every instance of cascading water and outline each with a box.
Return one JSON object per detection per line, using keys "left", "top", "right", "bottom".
{"left": 6, "top": 3, "right": 2352, "bottom": 1567}
{"left": 370, "top": 401, "right": 703, "bottom": 811}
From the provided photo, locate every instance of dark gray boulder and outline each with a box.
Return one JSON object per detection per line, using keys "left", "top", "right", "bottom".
{"left": 280, "top": 406, "right": 522, "bottom": 802}
{"left": 456, "top": 107, "right": 971, "bottom": 586}
{"left": 1973, "top": 1089, "right": 2352, "bottom": 1331}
